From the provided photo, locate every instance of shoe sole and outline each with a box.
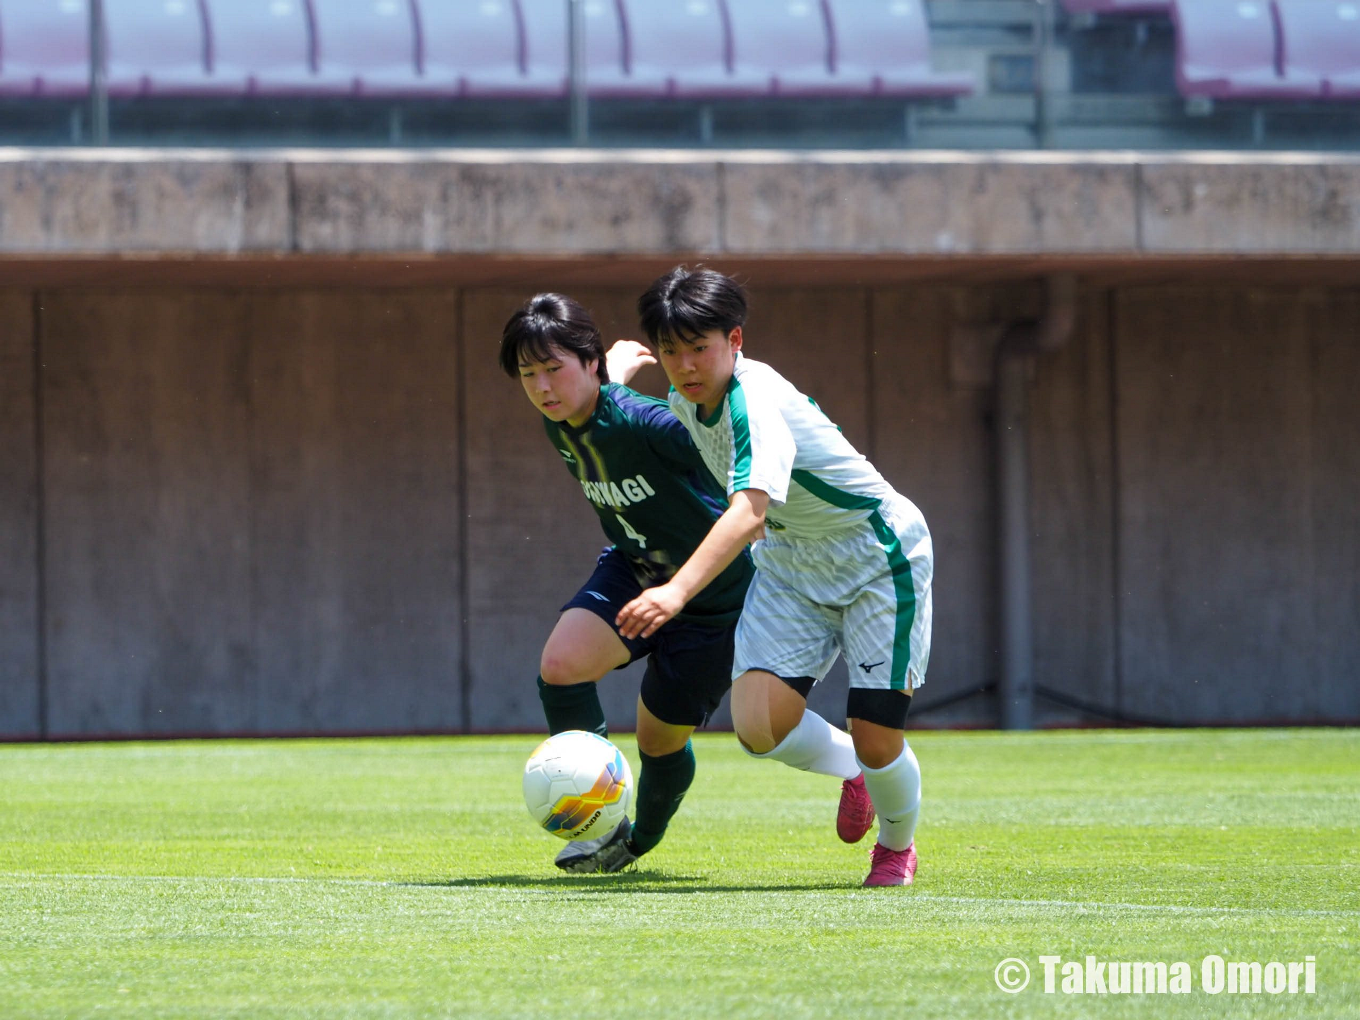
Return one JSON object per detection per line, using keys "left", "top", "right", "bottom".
{"left": 553, "top": 819, "right": 632, "bottom": 874}
{"left": 555, "top": 855, "right": 603, "bottom": 874}
{"left": 837, "top": 777, "right": 876, "bottom": 844}
{"left": 837, "top": 815, "right": 876, "bottom": 844}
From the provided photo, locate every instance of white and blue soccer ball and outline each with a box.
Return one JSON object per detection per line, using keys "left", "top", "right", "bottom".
{"left": 522, "top": 730, "right": 634, "bottom": 841}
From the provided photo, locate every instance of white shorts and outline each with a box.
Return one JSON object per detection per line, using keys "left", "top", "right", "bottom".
{"left": 733, "top": 493, "right": 933, "bottom": 691}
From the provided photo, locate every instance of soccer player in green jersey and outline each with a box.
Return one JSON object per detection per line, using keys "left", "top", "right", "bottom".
{"left": 617, "top": 268, "right": 934, "bottom": 887}
{"left": 500, "top": 293, "right": 763, "bottom": 873}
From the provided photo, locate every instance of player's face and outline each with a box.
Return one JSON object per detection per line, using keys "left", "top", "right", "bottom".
{"left": 658, "top": 327, "right": 742, "bottom": 418}
{"left": 518, "top": 348, "right": 601, "bottom": 427}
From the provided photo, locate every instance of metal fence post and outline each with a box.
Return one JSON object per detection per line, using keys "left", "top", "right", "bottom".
{"left": 568, "top": 0, "right": 588, "bottom": 145}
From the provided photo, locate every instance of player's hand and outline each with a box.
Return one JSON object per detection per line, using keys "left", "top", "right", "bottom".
{"left": 616, "top": 582, "right": 686, "bottom": 640}
{"left": 604, "top": 340, "right": 657, "bottom": 385}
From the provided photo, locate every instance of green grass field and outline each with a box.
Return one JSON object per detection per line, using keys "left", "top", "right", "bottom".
{"left": 1, "top": 729, "right": 1356, "bottom": 1019}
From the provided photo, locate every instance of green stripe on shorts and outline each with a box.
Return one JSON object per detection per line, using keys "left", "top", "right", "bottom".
{"left": 869, "top": 510, "right": 917, "bottom": 691}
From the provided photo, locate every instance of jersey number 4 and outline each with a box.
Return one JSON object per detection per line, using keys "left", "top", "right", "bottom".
{"left": 616, "top": 514, "right": 647, "bottom": 549}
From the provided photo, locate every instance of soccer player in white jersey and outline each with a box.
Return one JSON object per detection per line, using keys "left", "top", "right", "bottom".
{"left": 615, "top": 267, "right": 933, "bottom": 887}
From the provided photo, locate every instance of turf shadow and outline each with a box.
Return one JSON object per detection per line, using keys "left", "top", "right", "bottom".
{"left": 407, "top": 875, "right": 854, "bottom": 893}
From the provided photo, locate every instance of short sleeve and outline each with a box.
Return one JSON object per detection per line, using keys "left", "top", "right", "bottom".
{"left": 617, "top": 387, "right": 706, "bottom": 472}
{"left": 727, "top": 376, "right": 794, "bottom": 506}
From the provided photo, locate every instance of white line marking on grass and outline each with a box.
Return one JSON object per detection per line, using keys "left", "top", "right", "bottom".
{"left": 2, "top": 872, "right": 1357, "bottom": 918}
{"left": 0, "top": 872, "right": 398, "bottom": 889}
{"left": 912, "top": 894, "right": 1359, "bottom": 918}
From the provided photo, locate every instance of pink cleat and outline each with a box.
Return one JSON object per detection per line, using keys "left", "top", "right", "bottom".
{"left": 837, "top": 773, "right": 876, "bottom": 843}
{"left": 863, "top": 842, "right": 918, "bottom": 887}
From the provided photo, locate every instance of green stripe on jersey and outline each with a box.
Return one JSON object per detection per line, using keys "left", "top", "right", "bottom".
{"left": 790, "top": 469, "right": 881, "bottom": 511}
{"left": 728, "top": 380, "right": 753, "bottom": 491}
{"left": 870, "top": 510, "right": 917, "bottom": 691}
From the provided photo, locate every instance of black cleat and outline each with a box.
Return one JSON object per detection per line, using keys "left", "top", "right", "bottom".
{"left": 554, "top": 818, "right": 632, "bottom": 873}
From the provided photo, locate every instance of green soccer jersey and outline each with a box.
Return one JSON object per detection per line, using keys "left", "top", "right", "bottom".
{"left": 545, "top": 382, "right": 753, "bottom": 624}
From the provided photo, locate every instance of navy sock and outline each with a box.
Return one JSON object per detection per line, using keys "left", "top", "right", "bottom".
{"left": 629, "top": 740, "right": 696, "bottom": 856}
{"left": 537, "top": 677, "right": 607, "bottom": 738}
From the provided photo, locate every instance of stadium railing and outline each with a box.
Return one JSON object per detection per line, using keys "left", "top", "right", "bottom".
{"left": 0, "top": 0, "right": 91, "bottom": 98}
{"left": 1173, "top": 0, "right": 1321, "bottom": 98}
{"left": 2, "top": 0, "right": 1358, "bottom": 149}
{"left": 2, "top": 0, "right": 972, "bottom": 101}
{"left": 1275, "top": 0, "right": 1360, "bottom": 99}
{"left": 1060, "top": 0, "right": 1169, "bottom": 15}
{"left": 205, "top": 0, "right": 314, "bottom": 96}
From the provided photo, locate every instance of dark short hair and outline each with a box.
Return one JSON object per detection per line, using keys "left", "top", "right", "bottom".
{"left": 499, "top": 293, "right": 607, "bottom": 383}
{"left": 637, "top": 267, "right": 747, "bottom": 351}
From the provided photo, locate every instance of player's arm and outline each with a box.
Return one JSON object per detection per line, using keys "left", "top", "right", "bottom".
{"left": 604, "top": 340, "right": 657, "bottom": 385}
{"left": 615, "top": 488, "right": 768, "bottom": 640}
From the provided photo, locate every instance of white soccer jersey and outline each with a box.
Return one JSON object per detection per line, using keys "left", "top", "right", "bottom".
{"left": 669, "top": 353, "right": 932, "bottom": 691}
{"left": 667, "top": 352, "right": 894, "bottom": 537}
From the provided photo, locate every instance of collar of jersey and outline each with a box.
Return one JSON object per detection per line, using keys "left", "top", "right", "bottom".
{"left": 698, "top": 354, "right": 741, "bottom": 428}
{"left": 557, "top": 382, "right": 613, "bottom": 436}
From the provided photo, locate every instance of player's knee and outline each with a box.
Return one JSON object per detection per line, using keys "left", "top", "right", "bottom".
{"left": 849, "top": 723, "right": 904, "bottom": 770}
{"left": 637, "top": 729, "right": 690, "bottom": 757}
{"left": 539, "top": 652, "right": 592, "bottom": 687}
{"left": 731, "top": 675, "right": 781, "bottom": 753}
{"left": 732, "top": 709, "right": 777, "bottom": 755}
{"left": 635, "top": 700, "right": 693, "bottom": 757}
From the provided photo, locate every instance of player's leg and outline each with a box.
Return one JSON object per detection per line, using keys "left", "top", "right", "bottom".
{"left": 540, "top": 549, "right": 649, "bottom": 739}
{"left": 844, "top": 500, "right": 933, "bottom": 886}
{"left": 731, "top": 668, "right": 873, "bottom": 842}
{"left": 731, "top": 670, "right": 858, "bottom": 778}
{"left": 544, "top": 551, "right": 651, "bottom": 873}
{"left": 593, "top": 621, "right": 734, "bottom": 872}
{"left": 538, "top": 608, "right": 631, "bottom": 738}
{"left": 849, "top": 692, "right": 921, "bottom": 887}
{"left": 729, "top": 559, "right": 858, "bottom": 781}
{"left": 635, "top": 702, "right": 694, "bottom": 757}
{"left": 619, "top": 700, "right": 695, "bottom": 863}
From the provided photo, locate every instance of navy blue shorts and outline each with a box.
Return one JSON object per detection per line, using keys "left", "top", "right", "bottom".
{"left": 562, "top": 548, "right": 737, "bottom": 728}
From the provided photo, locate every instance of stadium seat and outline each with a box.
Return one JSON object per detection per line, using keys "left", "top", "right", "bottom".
{"left": 200, "top": 0, "right": 314, "bottom": 95}
{"left": 518, "top": 0, "right": 625, "bottom": 97}
{"left": 102, "top": 0, "right": 209, "bottom": 97}
{"left": 0, "top": 0, "right": 91, "bottom": 97}
{"left": 827, "top": 0, "right": 975, "bottom": 96}
{"left": 723, "top": 0, "right": 849, "bottom": 96}
{"left": 1173, "top": 0, "right": 1322, "bottom": 98}
{"left": 607, "top": 0, "right": 730, "bottom": 98}
{"left": 1059, "top": 0, "right": 1171, "bottom": 14}
{"left": 418, "top": 0, "right": 528, "bottom": 97}
{"left": 1276, "top": 0, "right": 1360, "bottom": 98}
{"left": 308, "top": 0, "right": 420, "bottom": 96}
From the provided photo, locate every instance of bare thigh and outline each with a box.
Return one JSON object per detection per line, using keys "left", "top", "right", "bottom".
{"left": 539, "top": 608, "right": 631, "bottom": 686}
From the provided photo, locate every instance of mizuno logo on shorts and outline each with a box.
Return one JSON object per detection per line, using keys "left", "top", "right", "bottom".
{"left": 585, "top": 591, "right": 610, "bottom": 602}
{"left": 859, "top": 660, "right": 885, "bottom": 674}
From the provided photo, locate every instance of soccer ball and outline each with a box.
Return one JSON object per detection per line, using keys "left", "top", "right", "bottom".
{"left": 523, "top": 731, "right": 634, "bottom": 841}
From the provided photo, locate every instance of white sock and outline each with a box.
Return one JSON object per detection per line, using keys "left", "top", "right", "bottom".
{"left": 745, "top": 710, "right": 859, "bottom": 780}
{"left": 859, "top": 742, "right": 921, "bottom": 851}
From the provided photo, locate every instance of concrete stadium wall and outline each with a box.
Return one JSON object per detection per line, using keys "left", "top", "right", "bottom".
{"left": 22, "top": 289, "right": 465, "bottom": 737}
{"left": 2, "top": 280, "right": 1358, "bottom": 738}
{"left": 0, "top": 293, "right": 39, "bottom": 738}
{"left": 1114, "top": 288, "right": 1360, "bottom": 722}
{"left": 3, "top": 150, "right": 1359, "bottom": 257}
{"left": 0, "top": 149, "right": 1357, "bottom": 737}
